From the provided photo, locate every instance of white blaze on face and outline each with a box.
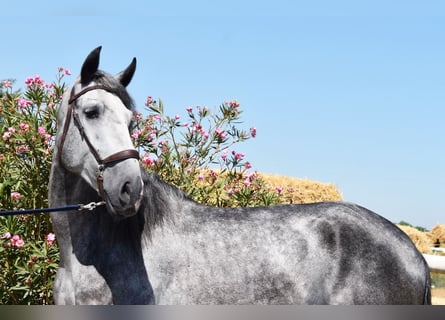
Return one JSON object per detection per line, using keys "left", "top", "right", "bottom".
{"left": 78, "top": 90, "right": 134, "bottom": 157}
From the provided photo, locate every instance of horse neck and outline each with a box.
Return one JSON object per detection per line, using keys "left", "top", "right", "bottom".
{"left": 49, "top": 160, "right": 100, "bottom": 207}
{"left": 50, "top": 161, "right": 145, "bottom": 252}
{"left": 139, "top": 171, "right": 196, "bottom": 235}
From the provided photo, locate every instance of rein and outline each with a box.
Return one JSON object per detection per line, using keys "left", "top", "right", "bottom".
{"left": 0, "top": 201, "right": 105, "bottom": 217}
{"left": 58, "top": 84, "right": 140, "bottom": 199}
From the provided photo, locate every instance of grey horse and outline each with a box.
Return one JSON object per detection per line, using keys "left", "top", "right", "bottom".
{"left": 48, "top": 47, "right": 431, "bottom": 305}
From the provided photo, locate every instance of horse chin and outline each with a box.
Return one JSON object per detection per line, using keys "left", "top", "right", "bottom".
{"left": 104, "top": 191, "right": 143, "bottom": 220}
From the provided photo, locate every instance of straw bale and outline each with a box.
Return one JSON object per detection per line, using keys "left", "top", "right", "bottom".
{"left": 259, "top": 173, "right": 342, "bottom": 204}
{"left": 430, "top": 224, "right": 445, "bottom": 246}
{"left": 397, "top": 225, "right": 433, "bottom": 254}
{"left": 432, "top": 288, "right": 445, "bottom": 305}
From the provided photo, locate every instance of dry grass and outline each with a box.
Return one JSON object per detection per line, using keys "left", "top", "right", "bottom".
{"left": 259, "top": 173, "right": 343, "bottom": 204}
{"left": 395, "top": 224, "right": 445, "bottom": 255}
{"left": 396, "top": 225, "right": 434, "bottom": 254}
{"left": 432, "top": 288, "right": 445, "bottom": 305}
{"left": 430, "top": 224, "right": 445, "bottom": 245}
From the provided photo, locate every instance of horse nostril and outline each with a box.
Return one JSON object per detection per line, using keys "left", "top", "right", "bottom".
{"left": 119, "top": 181, "right": 131, "bottom": 206}
{"left": 116, "top": 177, "right": 143, "bottom": 212}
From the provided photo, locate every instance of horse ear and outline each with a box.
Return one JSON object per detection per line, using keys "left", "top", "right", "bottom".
{"left": 115, "top": 57, "right": 137, "bottom": 87}
{"left": 80, "top": 46, "right": 102, "bottom": 85}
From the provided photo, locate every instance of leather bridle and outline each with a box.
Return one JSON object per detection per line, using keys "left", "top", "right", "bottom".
{"left": 57, "top": 85, "right": 140, "bottom": 199}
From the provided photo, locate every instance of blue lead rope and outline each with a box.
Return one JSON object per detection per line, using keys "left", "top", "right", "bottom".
{"left": 0, "top": 201, "right": 105, "bottom": 216}
{"left": 0, "top": 205, "right": 81, "bottom": 216}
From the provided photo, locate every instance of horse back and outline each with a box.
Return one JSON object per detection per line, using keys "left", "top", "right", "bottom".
{"left": 144, "top": 201, "right": 430, "bottom": 304}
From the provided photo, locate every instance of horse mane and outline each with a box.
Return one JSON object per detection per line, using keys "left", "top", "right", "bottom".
{"left": 81, "top": 70, "right": 135, "bottom": 111}
{"left": 138, "top": 166, "right": 195, "bottom": 237}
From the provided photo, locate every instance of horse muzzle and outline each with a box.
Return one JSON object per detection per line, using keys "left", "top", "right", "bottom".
{"left": 101, "top": 160, "right": 144, "bottom": 218}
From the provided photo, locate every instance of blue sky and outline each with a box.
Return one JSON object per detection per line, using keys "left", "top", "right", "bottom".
{"left": 2, "top": 1, "right": 445, "bottom": 229}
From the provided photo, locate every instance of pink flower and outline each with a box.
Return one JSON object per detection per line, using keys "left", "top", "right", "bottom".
{"left": 145, "top": 96, "right": 153, "bottom": 106}
{"left": 132, "top": 112, "right": 142, "bottom": 121}
{"left": 228, "top": 99, "right": 240, "bottom": 108}
{"left": 38, "top": 126, "right": 46, "bottom": 135}
{"left": 186, "top": 107, "right": 193, "bottom": 113}
{"left": 244, "top": 171, "right": 257, "bottom": 180}
{"left": 16, "top": 239, "right": 25, "bottom": 248}
{"left": 243, "top": 178, "right": 252, "bottom": 187}
{"left": 18, "top": 98, "right": 33, "bottom": 109}
{"left": 221, "top": 149, "right": 229, "bottom": 160}
{"left": 215, "top": 128, "right": 227, "bottom": 140}
{"left": 25, "top": 75, "right": 44, "bottom": 87}
{"left": 250, "top": 127, "right": 257, "bottom": 138}
{"left": 19, "top": 123, "right": 30, "bottom": 132}
{"left": 2, "top": 80, "right": 12, "bottom": 88}
{"left": 275, "top": 186, "right": 283, "bottom": 194}
{"left": 64, "top": 69, "right": 71, "bottom": 76}
{"left": 245, "top": 161, "right": 252, "bottom": 169}
{"left": 199, "top": 107, "right": 209, "bottom": 116}
{"left": 10, "top": 191, "right": 21, "bottom": 201}
{"left": 209, "top": 170, "right": 218, "bottom": 178}
{"left": 16, "top": 145, "right": 29, "bottom": 154}
{"left": 11, "top": 235, "right": 25, "bottom": 248}
{"left": 46, "top": 233, "right": 56, "bottom": 246}
{"left": 8, "top": 127, "right": 16, "bottom": 133}
{"left": 197, "top": 173, "right": 204, "bottom": 181}
{"left": 3, "top": 131, "right": 12, "bottom": 140}
{"left": 131, "top": 129, "right": 141, "bottom": 140}
{"left": 232, "top": 150, "right": 245, "bottom": 160}
{"left": 1, "top": 232, "right": 11, "bottom": 239}
{"left": 141, "top": 154, "right": 155, "bottom": 167}
{"left": 43, "top": 134, "right": 53, "bottom": 145}
{"left": 190, "top": 122, "right": 202, "bottom": 132}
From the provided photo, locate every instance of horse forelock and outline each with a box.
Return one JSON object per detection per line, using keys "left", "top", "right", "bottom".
{"left": 78, "top": 70, "right": 135, "bottom": 111}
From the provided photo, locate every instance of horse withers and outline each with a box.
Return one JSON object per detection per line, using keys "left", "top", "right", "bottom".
{"left": 48, "top": 47, "right": 431, "bottom": 305}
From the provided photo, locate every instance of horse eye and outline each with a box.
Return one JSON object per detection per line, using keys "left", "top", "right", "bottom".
{"left": 84, "top": 108, "right": 100, "bottom": 119}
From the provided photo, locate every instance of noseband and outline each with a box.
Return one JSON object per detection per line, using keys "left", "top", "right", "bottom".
{"left": 57, "top": 85, "right": 140, "bottom": 199}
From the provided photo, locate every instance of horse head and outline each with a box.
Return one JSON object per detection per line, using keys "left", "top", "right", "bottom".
{"left": 55, "top": 46, "right": 143, "bottom": 219}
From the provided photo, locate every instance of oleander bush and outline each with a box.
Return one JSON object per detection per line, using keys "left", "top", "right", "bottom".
{"left": 0, "top": 72, "right": 67, "bottom": 304}
{"left": 0, "top": 70, "right": 305, "bottom": 304}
